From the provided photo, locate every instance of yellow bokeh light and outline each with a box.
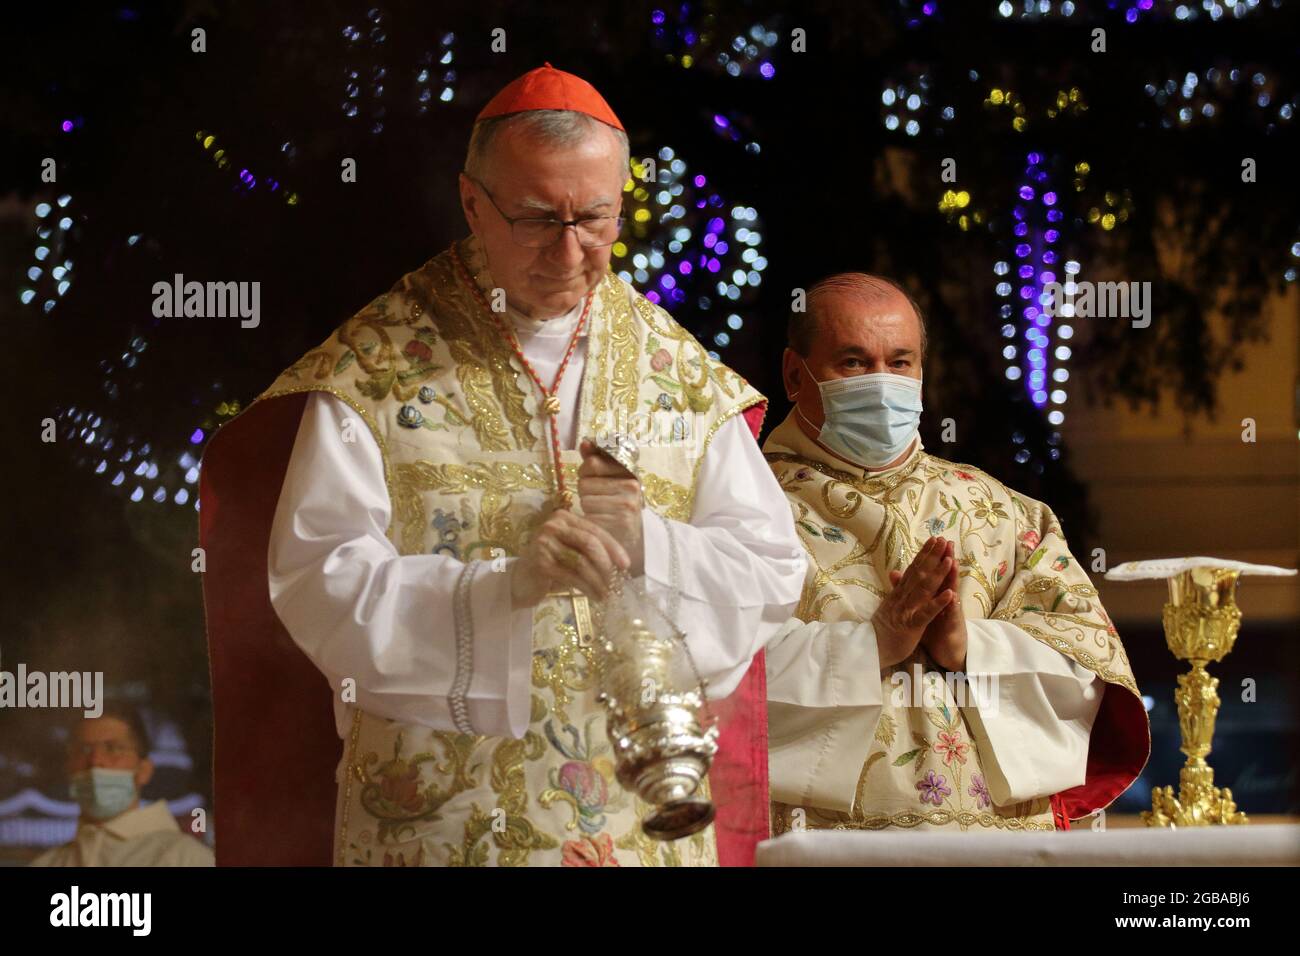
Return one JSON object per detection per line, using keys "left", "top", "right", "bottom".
{"left": 1012, "top": 116, "right": 1027, "bottom": 132}
{"left": 203, "top": 135, "right": 215, "bottom": 150}
{"left": 1101, "top": 213, "right": 1116, "bottom": 230}
{"left": 1075, "top": 161, "right": 1090, "bottom": 175}
{"left": 634, "top": 208, "right": 651, "bottom": 223}
{"left": 938, "top": 189, "right": 970, "bottom": 213}
{"left": 990, "top": 88, "right": 1005, "bottom": 105}
{"left": 612, "top": 241, "right": 627, "bottom": 258}
{"left": 1087, "top": 207, "right": 1100, "bottom": 223}
{"left": 681, "top": 54, "right": 694, "bottom": 68}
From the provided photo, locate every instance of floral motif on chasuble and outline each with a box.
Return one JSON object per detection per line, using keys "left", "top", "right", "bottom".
{"left": 254, "top": 238, "right": 764, "bottom": 865}
{"left": 763, "top": 421, "right": 1142, "bottom": 834}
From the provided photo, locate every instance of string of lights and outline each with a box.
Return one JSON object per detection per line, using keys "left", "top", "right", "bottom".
{"left": 651, "top": 8, "right": 780, "bottom": 80}
{"left": 999, "top": 151, "right": 1075, "bottom": 446}
{"left": 19, "top": 196, "right": 76, "bottom": 314}
{"left": 612, "top": 148, "right": 766, "bottom": 359}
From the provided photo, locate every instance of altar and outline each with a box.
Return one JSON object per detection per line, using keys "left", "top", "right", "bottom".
{"left": 755, "top": 822, "right": 1300, "bottom": 866}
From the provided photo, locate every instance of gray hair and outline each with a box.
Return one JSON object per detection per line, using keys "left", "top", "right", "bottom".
{"left": 464, "top": 109, "right": 630, "bottom": 185}
{"left": 788, "top": 272, "right": 929, "bottom": 359}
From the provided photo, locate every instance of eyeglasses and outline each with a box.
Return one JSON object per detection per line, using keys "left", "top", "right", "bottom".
{"left": 466, "top": 174, "right": 624, "bottom": 249}
{"left": 71, "top": 741, "right": 140, "bottom": 759}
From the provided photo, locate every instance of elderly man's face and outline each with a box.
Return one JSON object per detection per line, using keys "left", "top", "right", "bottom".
{"left": 459, "top": 122, "right": 626, "bottom": 319}
{"left": 782, "top": 290, "right": 923, "bottom": 435}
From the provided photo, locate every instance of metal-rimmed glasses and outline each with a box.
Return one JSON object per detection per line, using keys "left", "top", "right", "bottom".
{"left": 465, "top": 173, "right": 624, "bottom": 248}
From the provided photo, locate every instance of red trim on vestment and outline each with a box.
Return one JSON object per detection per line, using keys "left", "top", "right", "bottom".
{"left": 200, "top": 394, "right": 775, "bottom": 866}
{"left": 1053, "top": 678, "right": 1150, "bottom": 821}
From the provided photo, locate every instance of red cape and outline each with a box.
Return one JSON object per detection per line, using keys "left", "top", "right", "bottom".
{"left": 200, "top": 393, "right": 772, "bottom": 866}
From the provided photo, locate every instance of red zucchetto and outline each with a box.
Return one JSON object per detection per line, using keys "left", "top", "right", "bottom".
{"left": 476, "top": 62, "right": 624, "bottom": 131}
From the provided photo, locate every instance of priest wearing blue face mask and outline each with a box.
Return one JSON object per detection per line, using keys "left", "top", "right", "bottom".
{"left": 762, "top": 273, "right": 1148, "bottom": 836}
{"left": 30, "top": 708, "right": 213, "bottom": 866}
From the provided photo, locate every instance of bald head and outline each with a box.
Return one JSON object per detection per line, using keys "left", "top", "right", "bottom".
{"left": 782, "top": 272, "right": 927, "bottom": 465}
{"left": 788, "top": 273, "right": 927, "bottom": 359}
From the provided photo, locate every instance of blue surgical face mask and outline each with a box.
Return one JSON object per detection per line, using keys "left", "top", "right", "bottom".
{"left": 70, "top": 767, "right": 139, "bottom": 821}
{"left": 798, "top": 363, "right": 923, "bottom": 468}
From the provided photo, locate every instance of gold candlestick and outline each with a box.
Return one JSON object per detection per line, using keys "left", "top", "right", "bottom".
{"left": 1141, "top": 566, "right": 1248, "bottom": 827}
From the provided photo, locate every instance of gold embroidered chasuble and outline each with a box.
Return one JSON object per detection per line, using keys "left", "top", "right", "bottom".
{"left": 762, "top": 412, "right": 1146, "bottom": 834}
{"left": 254, "top": 237, "right": 764, "bottom": 866}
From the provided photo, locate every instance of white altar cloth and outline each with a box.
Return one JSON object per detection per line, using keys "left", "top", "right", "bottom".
{"left": 755, "top": 824, "right": 1300, "bottom": 866}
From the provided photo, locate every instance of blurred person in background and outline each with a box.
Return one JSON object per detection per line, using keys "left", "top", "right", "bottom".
{"left": 30, "top": 706, "right": 213, "bottom": 866}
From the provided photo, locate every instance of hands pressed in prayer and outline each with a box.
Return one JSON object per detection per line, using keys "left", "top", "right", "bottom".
{"left": 510, "top": 507, "right": 631, "bottom": 608}
{"left": 917, "top": 539, "right": 968, "bottom": 671}
{"left": 576, "top": 439, "right": 646, "bottom": 577}
{"left": 883, "top": 538, "right": 968, "bottom": 671}
{"left": 873, "top": 536, "right": 961, "bottom": 669}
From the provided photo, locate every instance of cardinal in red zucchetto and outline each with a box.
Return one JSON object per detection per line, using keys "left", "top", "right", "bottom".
{"left": 199, "top": 64, "right": 806, "bottom": 867}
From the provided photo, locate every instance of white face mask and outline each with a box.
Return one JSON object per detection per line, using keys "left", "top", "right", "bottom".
{"left": 797, "top": 363, "right": 924, "bottom": 468}
{"left": 70, "top": 767, "right": 138, "bottom": 821}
